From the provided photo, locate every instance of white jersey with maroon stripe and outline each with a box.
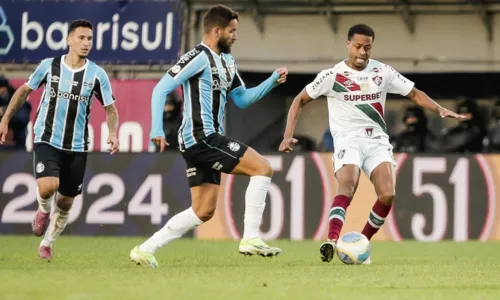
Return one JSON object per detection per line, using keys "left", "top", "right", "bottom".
{"left": 305, "top": 59, "right": 415, "bottom": 140}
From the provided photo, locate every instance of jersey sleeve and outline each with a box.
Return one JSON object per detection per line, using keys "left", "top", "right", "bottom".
{"left": 166, "top": 48, "right": 207, "bottom": 85}
{"left": 385, "top": 64, "right": 415, "bottom": 96}
{"left": 305, "top": 69, "right": 336, "bottom": 99}
{"left": 26, "top": 58, "right": 51, "bottom": 90}
{"left": 150, "top": 49, "right": 206, "bottom": 139}
{"left": 93, "top": 67, "right": 116, "bottom": 107}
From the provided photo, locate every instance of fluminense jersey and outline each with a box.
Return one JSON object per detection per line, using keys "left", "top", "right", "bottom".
{"left": 305, "top": 59, "right": 414, "bottom": 140}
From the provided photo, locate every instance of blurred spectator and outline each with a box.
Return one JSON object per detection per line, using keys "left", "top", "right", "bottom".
{"left": 391, "top": 105, "right": 432, "bottom": 153}
{"left": 319, "top": 126, "right": 334, "bottom": 152}
{"left": 429, "top": 97, "right": 486, "bottom": 153}
{"left": 485, "top": 97, "right": 500, "bottom": 152}
{"left": 157, "top": 90, "right": 183, "bottom": 151}
{"left": 0, "top": 76, "right": 32, "bottom": 151}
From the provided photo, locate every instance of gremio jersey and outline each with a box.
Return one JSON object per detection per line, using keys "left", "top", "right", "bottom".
{"left": 305, "top": 59, "right": 414, "bottom": 140}
{"left": 27, "top": 55, "right": 115, "bottom": 152}
{"left": 165, "top": 43, "right": 244, "bottom": 149}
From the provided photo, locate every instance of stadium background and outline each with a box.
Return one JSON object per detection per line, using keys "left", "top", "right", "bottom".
{"left": 1, "top": 0, "right": 500, "bottom": 242}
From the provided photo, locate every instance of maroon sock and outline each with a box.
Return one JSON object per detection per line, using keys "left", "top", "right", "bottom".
{"left": 328, "top": 195, "right": 351, "bottom": 241}
{"left": 361, "top": 199, "right": 392, "bottom": 240}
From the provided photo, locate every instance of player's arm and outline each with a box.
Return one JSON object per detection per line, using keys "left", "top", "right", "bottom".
{"left": 279, "top": 70, "right": 334, "bottom": 152}
{"left": 0, "top": 58, "right": 50, "bottom": 125}
{"left": 150, "top": 52, "right": 206, "bottom": 151}
{"left": 279, "top": 89, "right": 315, "bottom": 152}
{"left": 0, "top": 85, "right": 32, "bottom": 125}
{"left": 0, "top": 59, "right": 50, "bottom": 144}
{"left": 95, "top": 68, "right": 120, "bottom": 154}
{"left": 407, "top": 88, "right": 465, "bottom": 119}
{"left": 104, "top": 104, "right": 119, "bottom": 153}
{"left": 386, "top": 64, "right": 465, "bottom": 120}
{"left": 229, "top": 67, "right": 287, "bottom": 109}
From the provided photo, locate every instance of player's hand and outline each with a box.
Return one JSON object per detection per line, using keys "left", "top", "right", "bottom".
{"left": 275, "top": 67, "right": 288, "bottom": 84}
{"left": 152, "top": 136, "right": 169, "bottom": 152}
{"left": 107, "top": 135, "right": 120, "bottom": 154}
{"left": 279, "top": 137, "right": 298, "bottom": 153}
{"left": 437, "top": 106, "right": 467, "bottom": 120}
{"left": 0, "top": 122, "right": 8, "bottom": 145}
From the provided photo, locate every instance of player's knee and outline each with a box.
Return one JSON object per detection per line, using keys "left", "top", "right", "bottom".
{"left": 38, "top": 179, "right": 59, "bottom": 199}
{"left": 193, "top": 205, "right": 216, "bottom": 222}
{"left": 56, "top": 196, "right": 74, "bottom": 212}
{"left": 337, "top": 180, "right": 358, "bottom": 198}
{"left": 378, "top": 192, "right": 395, "bottom": 205}
{"left": 256, "top": 159, "right": 273, "bottom": 177}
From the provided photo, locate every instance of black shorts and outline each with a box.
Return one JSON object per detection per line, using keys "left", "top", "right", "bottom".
{"left": 181, "top": 134, "right": 249, "bottom": 187}
{"left": 33, "top": 143, "right": 87, "bottom": 197}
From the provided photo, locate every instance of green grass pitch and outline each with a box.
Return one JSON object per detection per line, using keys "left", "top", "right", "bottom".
{"left": 0, "top": 236, "right": 499, "bottom": 300}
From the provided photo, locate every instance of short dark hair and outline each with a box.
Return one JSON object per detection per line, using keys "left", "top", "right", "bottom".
{"left": 348, "top": 24, "right": 375, "bottom": 41}
{"left": 203, "top": 5, "right": 239, "bottom": 32}
{"left": 68, "top": 19, "right": 93, "bottom": 35}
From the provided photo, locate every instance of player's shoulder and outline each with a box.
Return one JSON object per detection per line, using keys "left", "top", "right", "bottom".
{"left": 92, "top": 62, "right": 109, "bottom": 78}
{"left": 314, "top": 65, "right": 337, "bottom": 78}
{"left": 308, "top": 67, "right": 336, "bottom": 90}
{"left": 368, "top": 59, "right": 397, "bottom": 74}
{"left": 42, "top": 57, "right": 54, "bottom": 64}
{"left": 181, "top": 45, "right": 209, "bottom": 63}
{"left": 37, "top": 57, "right": 54, "bottom": 68}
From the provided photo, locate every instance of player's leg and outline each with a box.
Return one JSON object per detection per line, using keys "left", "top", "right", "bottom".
{"left": 357, "top": 144, "right": 397, "bottom": 265}
{"left": 320, "top": 164, "right": 361, "bottom": 262}
{"left": 39, "top": 151, "right": 87, "bottom": 260}
{"left": 32, "top": 143, "right": 61, "bottom": 237}
{"left": 361, "top": 161, "right": 396, "bottom": 240}
{"left": 229, "top": 144, "right": 282, "bottom": 256}
{"left": 132, "top": 164, "right": 218, "bottom": 268}
{"left": 320, "top": 143, "right": 362, "bottom": 263}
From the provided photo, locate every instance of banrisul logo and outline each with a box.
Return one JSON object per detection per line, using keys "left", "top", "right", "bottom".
{"left": 0, "top": 7, "right": 14, "bottom": 55}
{"left": 20, "top": 12, "right": 175, "bottom": 51}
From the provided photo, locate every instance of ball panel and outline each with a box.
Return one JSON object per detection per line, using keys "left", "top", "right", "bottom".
{"left": 336, "top": 232, "right": 371, "bottom": 265}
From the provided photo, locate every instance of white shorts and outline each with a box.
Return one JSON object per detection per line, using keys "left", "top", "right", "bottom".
{"left": 333, "top": 135, "right": 397, "bottom": 179}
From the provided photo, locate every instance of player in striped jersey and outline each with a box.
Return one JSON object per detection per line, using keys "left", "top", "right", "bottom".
{"left": 279, "top": 24, "right": 465, "bottom": 264}
{"left": 0, "top": 19, "right": 120, "bottom": 260}
{"left": 130, "top": 5, "right": 288, "bottom": 268}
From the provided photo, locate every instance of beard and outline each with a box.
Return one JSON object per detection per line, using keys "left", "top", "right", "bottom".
{"left": 218, "top": 37, "right": 232, "bottom": 54}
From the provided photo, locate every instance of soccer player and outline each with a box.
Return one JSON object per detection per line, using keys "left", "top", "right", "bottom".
{"left": 0, "top": 19, "right": 120, "bottom": 260}
{"left": 278, "top": 24, "right": 465, "bottom": 264}
{"left": 129, "top": 4, "right": 287, "bottom": 268}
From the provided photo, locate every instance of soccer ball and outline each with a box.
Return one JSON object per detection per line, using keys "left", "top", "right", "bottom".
{"left": 336, "top": 232, "right": 371, "bottom": 265}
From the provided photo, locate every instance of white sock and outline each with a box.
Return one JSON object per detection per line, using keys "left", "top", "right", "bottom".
{"left": 242, "top": 176, "right": 271, "bottom": 240}
{"left": 40, "top": 205, "right": 69, "bottom": 248}
{"left": 37, "top": 188, "right": 53, "bottom": 214}
{"left": 139, "top": 207, "right": 203, "bottom": 254}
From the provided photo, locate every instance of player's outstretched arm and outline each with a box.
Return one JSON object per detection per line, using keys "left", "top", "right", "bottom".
{"left": 229, "top": 67, "right": 287, "bottom": 109}
{"left": 0, "top": 84, "right": 33, "bottom": 144}
{"left": 407, "top": 88, "right": 466, "bottom": 120}
{"left": 279, "top": 88, "right": 315, "bottom": 153}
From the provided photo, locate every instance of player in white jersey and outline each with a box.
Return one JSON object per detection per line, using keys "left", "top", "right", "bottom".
{"left": 279, "top": 24, "right": 465, "bottom": 263}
